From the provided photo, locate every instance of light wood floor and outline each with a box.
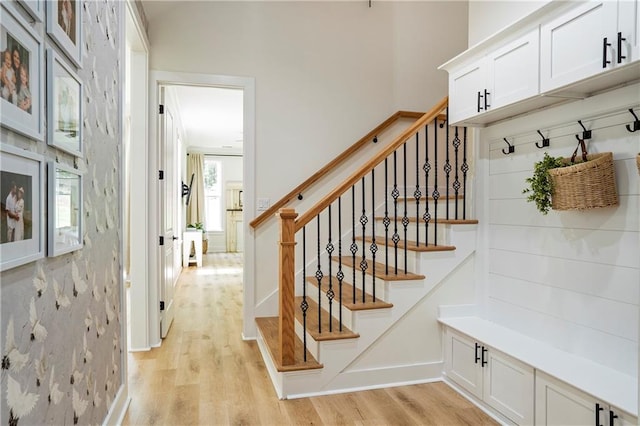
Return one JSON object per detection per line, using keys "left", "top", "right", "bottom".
{"left": 123, "top": 253, "right": 497, "bottom": 426}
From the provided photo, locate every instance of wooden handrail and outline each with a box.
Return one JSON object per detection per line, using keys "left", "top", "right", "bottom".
{"left": 249, "top": 110, "right": 426, "bottom": 229}
{"left": 294, "top": 96, "right": 448, "bottom": 232}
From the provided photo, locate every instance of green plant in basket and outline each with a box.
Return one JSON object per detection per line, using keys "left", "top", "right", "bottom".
{"left": 522, "top": 153, "right": 566, "bottom": 215}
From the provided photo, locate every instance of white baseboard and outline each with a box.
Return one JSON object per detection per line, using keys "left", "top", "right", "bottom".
{"left": 102, "top": 384, "right": 131, "bottom": 426}
{"left": 286, "top": 361, "right": 444, "bottom": 399}
{"left": 127, "top": 346, "right": 151, "bottom": 352}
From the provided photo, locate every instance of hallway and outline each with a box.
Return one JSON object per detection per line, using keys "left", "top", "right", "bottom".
{"left": 123, "top": 253, "right": 497, "bottom": 425}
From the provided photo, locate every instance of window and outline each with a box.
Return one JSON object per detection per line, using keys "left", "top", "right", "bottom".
{"left": 203, "top": 158, "right": 222, "bottom": 231}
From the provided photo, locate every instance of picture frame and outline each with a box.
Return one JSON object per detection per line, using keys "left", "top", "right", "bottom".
{"left": 0, "top": 3, "right": 44, "bottom": 141}
{"left": 47, "top": 161, "right": 83, "bottom": 256}
{"left": 46, "top": 0, "right": 81, "bottom": 68}
{"left": 0, "top": 143, "right": 45, "bottom": 271}
{"left": 47, "top": 48, "right": 82, "bottom": 157}
{"left": 18, "top": 0, "right": 44, "bottom": 23}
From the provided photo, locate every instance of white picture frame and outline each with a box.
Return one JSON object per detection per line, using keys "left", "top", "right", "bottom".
{"left": 0, "top": 143, "right": 45, "bottom": 271}
{"left": 0, "top": 3, "right": 44, "bottom": 141}
{"left": 18, "top": 0, "right": 44, "bottom": 23}
{"left": 46, "top": 0, "right": 81, "bottom": 68}
{"left": 47, "top": 161, "right": 83, "bottom": 257}
{"left": 47, "top": 48, "right": 82, "bottom": 157}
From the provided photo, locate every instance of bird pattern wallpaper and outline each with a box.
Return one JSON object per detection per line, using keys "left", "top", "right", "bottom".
{"left": 1, "top": 1, "right": 123, "bottom": 425}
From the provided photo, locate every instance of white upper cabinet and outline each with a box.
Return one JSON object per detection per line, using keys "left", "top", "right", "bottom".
{"left": 447, "top": 28, "right": 540, "bottom": 125}
{"left": 441, "top": 0, "right": 640, "bottom": 126}
{"left": 540, "top": 0, "right": 640, "bottom": 92}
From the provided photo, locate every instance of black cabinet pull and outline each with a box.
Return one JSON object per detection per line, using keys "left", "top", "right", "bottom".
{"left": 610, "top": 410, "right": 619, "bottom": 425}
{"left": 603, "top": 37, "right": 611, "bottom": 68}
{"left": 595, "top": 403, "right": 604, "bottom": 426}
{"left": 484, "top": 89, "right": 491, "bottom": 110}
{"left": 474, "top": 343, "right": 480, "bottom": 364}
{"left": 477, "top": 91, "right": 483, "bottom": 112}
{"left": 481, "top": 346, "right": 488, "bottom": 367}
{"left": 617, "top": 32, "right": 627, "bottom": 64}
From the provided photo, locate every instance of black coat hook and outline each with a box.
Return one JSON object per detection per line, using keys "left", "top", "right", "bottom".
{"left": 535, "top": 130, "right": 550, "bottom": 149}
{"left": 626, "top": 108, "right": 640, "bottom": 132}
{"left": 577, "top": 120, "right": 592, "bottom": 140}
{"left": 502, "top": 138, "right": 515, "bottom": 155}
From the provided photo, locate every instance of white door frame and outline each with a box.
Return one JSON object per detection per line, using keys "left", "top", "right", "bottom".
{"left": 124, "top": 1, "right": 151, "bottom": 352}
{"left": 148, "top": 71, "right": 256, "bottom": 346}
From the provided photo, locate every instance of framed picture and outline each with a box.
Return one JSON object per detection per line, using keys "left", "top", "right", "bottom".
{"left": 48, "top": 161, "right": 82, "bottom": 256}
{"left": 46, "top": 0, "right": 81, "bottom": 68}
{"left": 18, "top": 0, "right": 44, "bottom": 22}
{"left": 47, "top": 48, "right": 82, "bottom": 156}
{"left": 0, "top": 143, "right": 45, "bottom": 271}
{"left": 0, "top": 3, "right": 44, "bottom": 141}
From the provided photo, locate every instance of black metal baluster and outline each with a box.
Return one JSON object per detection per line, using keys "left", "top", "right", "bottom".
{"left": 301, "top": 227, "right": 308, "bottom": 361}
{"left": 384, "top": 159, "right": 390, "bottom": 275}
{"left": 392, "top": 152, "right": 400, "bottom": 274}
{"left": 360, "top": 177, "right": 368, "bottom": 303}
{"left": 414, "top": 132, "right": 421, "bottom": 247}
{"left": 337, "top": 197, "right": 344, "bottom": 332}
{"left": 462, "top": 127, "right": 468, "bottom": 220}
{"left": 350, "top": 186, "right": 357, "bottom": 304}
{"left": 423, "top": 124, "right": 431, "bottom": 246}
{"left": 433, "top": 117, "right": 440, "bottom": 246}
{"left": 326, "top": 205, "right": 335, "bottom": 332}
{"left": 370, "top": 169, "right": 377, "bottom": 302}
{"left": 452, "top": 126, "right": 461, "bottom": 220}
{"left": 402, "top": 143, "right": 409, "bottom": 273}
{"left": 444, "top": 112, "right": 451, "bottom": 220}
{"left": 315, "top": 215, "right": 323, "bottom": 334}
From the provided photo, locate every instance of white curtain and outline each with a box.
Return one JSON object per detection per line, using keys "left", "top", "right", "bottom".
{"left": 186, "top": 153, "right": 205, "bottom": 226}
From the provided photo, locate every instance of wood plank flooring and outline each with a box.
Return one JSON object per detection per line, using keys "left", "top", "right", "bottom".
{"left": 123, "top": 253, "right": 498, "bottom": 426}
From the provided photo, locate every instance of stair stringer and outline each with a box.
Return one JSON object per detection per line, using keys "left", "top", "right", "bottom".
{"left": 276, "top": 224, "right": 477, "bottom": 398}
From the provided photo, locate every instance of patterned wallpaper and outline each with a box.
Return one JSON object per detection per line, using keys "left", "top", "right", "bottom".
{"left": 1, "top": 1, "right": 122, "bottom": 425}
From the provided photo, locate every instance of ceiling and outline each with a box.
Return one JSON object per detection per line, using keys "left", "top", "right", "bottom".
{"left": 169, "top": 85, "right": 244, "bottom": 153}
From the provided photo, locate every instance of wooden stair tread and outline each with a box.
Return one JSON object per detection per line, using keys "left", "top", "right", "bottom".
{"left": 305, "top": 276, "right": 393, "bottom": 311}
{"left": 294, "top": 297, "right": 360, "bottom": 341}
{"left": 374, "top": 217, "right": 479, "bottom": 225}
{"left": 334, "top": 256, "right": 425, "bottom": 281}
{"left": 256, "top": 317, "right": 323, "bottom": 372}
{"left": 356, "top": 236, "right": 455, "bottom": 252}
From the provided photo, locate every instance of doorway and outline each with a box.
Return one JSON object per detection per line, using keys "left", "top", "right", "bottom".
{"left": 148, "top": 71, "right": 256, "bottom": 347}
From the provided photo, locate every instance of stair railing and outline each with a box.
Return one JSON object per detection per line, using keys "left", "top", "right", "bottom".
{"left": 277, "top": 96, "right": 470, "bottom": 366}
{"left": 250, "top": 111, "right": 426, "bottom": 229}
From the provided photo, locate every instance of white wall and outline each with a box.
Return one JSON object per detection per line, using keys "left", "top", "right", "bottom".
{"left": 147, "top": 1, "right": 469, "bottom": 336}
{"left": 467, "top": 0, "right": 550, "bottom": 46}
{"left": 477, "top": 84, "right": 639, "bottom": 378}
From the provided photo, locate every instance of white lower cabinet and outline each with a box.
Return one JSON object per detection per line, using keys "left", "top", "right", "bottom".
{"left": 445, "top": 328, "right": 535, "bottom": 425}
{"left": 536, "top": 372, "right": 636, "bottom": 426}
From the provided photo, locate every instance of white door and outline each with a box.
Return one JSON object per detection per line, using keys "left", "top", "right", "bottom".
{"left": 617, "top": 0, "right": 640, "bottom": 64}
{"left": 448, "top": 59, "right": 487, "bottom": 124}
{"left": 540, "top": 1, "right": 612, "bottom": 92}
{"left": 445, "top": 329, "right": 483, "bottom": 399}
{"left": 487, "top": 28, "right": 540, "bottom": 110}
{"left": 535, "top": 372, "right": 604, "bottom": 426}
{"left": 483, "top": 348, "right": 534, "bottom": 425}
{"left": 159, "top": 87, "right": 176, "bottom": 338}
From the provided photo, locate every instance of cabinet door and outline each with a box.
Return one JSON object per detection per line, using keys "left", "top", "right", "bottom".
{"left": 483, "top": 349, "right": 534, "bottom": 425}
{"left": 445, "top": 329, "right": 483, "bottom": 399}
{"left": 535, "top": 372, "right": 605, "bottom": 426}
{"left": 609, "top": 406, "right": 638, "bottom": 426}
{"left": 448, "top": 59, "right": 487, "bottom": 124}
{"left": 617, "top": 0, "right": 640, "bottom": 64}
{"left": 540, "top": 1, "right": 614, "bottom": 92}
{"left": 487, "top": 28, "right": 540, "bottom": 110}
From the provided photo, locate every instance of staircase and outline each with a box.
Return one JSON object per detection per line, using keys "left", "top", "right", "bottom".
{"left": 255, "top": 97, "right": 478, "bottom": 398}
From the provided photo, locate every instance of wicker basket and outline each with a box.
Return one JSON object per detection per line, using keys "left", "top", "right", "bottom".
{"left": 548, "top": 152, "right": 618, "bottom": 211}
{"left": 636, "top": 153, "right": 640, "bottom": 175}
